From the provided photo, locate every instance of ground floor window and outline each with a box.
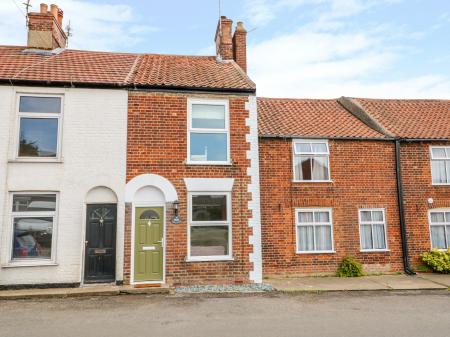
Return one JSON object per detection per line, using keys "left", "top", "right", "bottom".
{"left": 295, "top": 208, "right": 333, "bottom": 253}
{"left": 10, "top": 193, "right": 57, "bottom": 261}
{"left": 429, "top": 210, "right": 450, "bottom": 249}
{"left": 359, "top": 209, "right": 388, "bottom": 251}
{"left": 188, "top": 192, "right": 232, "bottom": 260}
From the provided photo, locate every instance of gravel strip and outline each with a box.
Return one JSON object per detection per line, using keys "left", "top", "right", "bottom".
{"left": 175, "top": 284, "right": 274, "bottom": 293}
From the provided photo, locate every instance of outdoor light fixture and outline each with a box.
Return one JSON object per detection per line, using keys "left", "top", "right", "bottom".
{"left": 172, "top": 200, "right": 181, "bottom": 224}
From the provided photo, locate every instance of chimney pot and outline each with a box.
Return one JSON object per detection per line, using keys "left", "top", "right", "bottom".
{"left": 50, "top": 4, "right": 58, "bottom": 20}
{"left": 236, "top": 21, "right": 246, "bottom": 32}
{"left": 40, "top": 3, "right": 48, "bottom": 13}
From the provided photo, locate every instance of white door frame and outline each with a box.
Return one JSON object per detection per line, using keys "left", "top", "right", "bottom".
{"left": 130, "top": 202, "right": 166, "bottom": 285}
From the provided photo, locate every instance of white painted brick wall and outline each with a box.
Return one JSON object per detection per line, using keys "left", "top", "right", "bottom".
{"left": 245, "top": 96, "right": 263, "bottom": 283}
{"left": 0, "top": 86, "right": 127, "bottom": 286}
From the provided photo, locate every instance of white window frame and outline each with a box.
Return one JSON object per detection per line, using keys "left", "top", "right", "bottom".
{"left": 15, "top": 94, "right": 64, "bottom": 162}
{"left": 187, "top": 98, "right": 230, "bottom": 165}
{"left": 358, "top": 208, "right": 389, "bottom": 252}
{"left": 428, "top": 209, "right": 450, "bottom": 250}
{"left": 295, "top": 208, "right": 334, "bottom": 254}
{"left": 292, "top": 139, "right": 331, "bottom": 182}
{"left": 430, "top": 146, "right": 450, "bottom": 185}
{"left": 187, "top": 192, "right": 233, "bottom": 261}
{"left": 8, "top": 192, "right": 59, "bottom": 266}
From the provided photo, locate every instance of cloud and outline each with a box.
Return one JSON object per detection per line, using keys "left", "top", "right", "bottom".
{"left": 245, "top": 0, "right": 450, "bottom": 99}
{"left": 0, "top": 0, "right": 159, "bottom": 51}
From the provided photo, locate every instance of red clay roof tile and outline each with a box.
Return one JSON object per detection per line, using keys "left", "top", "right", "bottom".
{"left": 257, "top": 97, "right": 386, "bottom": 139}
{"left": 0, "top": 46, "right": 255, "bottom": 91}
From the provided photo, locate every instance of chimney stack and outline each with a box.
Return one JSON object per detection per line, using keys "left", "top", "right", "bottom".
{"left": 27, "top": 3, "right": 67, "bottom": 50}
{"left": 232, "top": 21, "right": 247, "bottom": 73}
{"left": 215, "top": 16, "right": 248, "bottom": 73}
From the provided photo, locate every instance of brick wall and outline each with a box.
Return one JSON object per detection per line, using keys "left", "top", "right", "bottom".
{"left": 259, "top": 138, "right": 404, "bottom": 276}
{"left": 400, "top": 141, "right": 450, "bottom": 267}
{"left": 125, "top": 91, "right": 256, "bottom": 285}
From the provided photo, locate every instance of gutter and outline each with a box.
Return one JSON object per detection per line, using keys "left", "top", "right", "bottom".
{"left": 395, "top": 140, "right": 416, "bottom": 275}
{"left": 0, "top": 79, "right": 256, "bottom": 95}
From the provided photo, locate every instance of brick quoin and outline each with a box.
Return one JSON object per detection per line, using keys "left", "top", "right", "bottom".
{"left": 259, "top": 138, "right": 404, "bottom": 276}
{"left": 400, "top": 141, "right": 450, "bottom": 267}
{"left": 124, "top": 91, "right": 254, "bottom": 286}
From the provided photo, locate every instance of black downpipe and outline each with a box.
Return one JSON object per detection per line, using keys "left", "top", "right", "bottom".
{"left": 395, "top": 140, "right": 416, "bottom": 275}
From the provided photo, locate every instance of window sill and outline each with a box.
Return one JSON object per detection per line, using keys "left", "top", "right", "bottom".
{"left": 2, "top": 261, "right": 58, "bottom": 268}
{"left": 292, "top": 180, "right": 333, "bottom": 183}
{"left": 185, "top": 256, "right": 234, "bottom": 263}
{"left": 432, "top": 183, "right": 450, "bottom": 186}
{"left": 8, "top": 159, "right": 63, "bottom": 164}
{"left": 360, "top": 249, "right": 390, "bottom": 253}
{"left": 185, "top": 161, "right": 233, "bottom": 166}
{"left": 296, "top": 251, "right": 335, "bottom": 254}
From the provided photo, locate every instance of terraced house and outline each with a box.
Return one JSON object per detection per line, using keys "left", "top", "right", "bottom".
{"left": 0, "top": 5, "right": 261, "bottom": 287}
{"left": 0, "top": 3, "right": 449, "bottom": 289}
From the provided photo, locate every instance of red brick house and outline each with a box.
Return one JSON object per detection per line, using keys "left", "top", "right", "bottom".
{"left": 258, "top": 97, "right": 450, "bottom": 277}
{"left": 258, "top": 98, "right": 404, "bottom": 275}
{"left": 340, "top": 98, "right": 450, "bottom": 270}
{"left": 123, "top": 17, "right": 262, "bottom": 286}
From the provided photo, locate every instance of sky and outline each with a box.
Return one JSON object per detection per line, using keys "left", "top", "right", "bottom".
{"left": 1, "top": 0, "right": 450, "bottom": 98}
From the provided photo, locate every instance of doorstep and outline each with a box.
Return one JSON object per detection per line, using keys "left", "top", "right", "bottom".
{"left": 0, "top": 284, "right": 171, "bottom": 300}
{"left": 266, "top": 274, "right": 449, "bottom": 292}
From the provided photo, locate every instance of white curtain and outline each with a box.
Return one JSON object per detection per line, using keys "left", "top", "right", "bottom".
{"left": 361, "top": 224, "right": 373, "bottom": 250}
{"left": 192, "top": 104, "right": 225, "bottom": 129}
{"left": 432, "top": 161, "right": 447, "bottom": 183}
{"left": 312, "top": 156, "right": 329, "bottom": 180}
{"left": 431, "top": 226, "right": 446, "bottom": 249}
{"left": 298, "top": 226, "right": 314, "bottom": 251}
{"left": 372, "top": 224, "right": 386, "bottom": 249}
{"left": 314, "top": 225, "right": 332, "bottom": 251}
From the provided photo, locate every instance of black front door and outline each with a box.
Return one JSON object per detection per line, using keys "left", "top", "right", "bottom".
{"left": 84, "top": 204, "right": 116, "bottom": 283}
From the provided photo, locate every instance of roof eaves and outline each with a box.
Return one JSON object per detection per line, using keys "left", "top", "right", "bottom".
{"left": 337, "top": 97, "right": 396, "bottom": 138}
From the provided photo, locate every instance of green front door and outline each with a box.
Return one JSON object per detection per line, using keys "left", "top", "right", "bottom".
{"left": 134, "top": 207, "right": 164, "bottom": 282}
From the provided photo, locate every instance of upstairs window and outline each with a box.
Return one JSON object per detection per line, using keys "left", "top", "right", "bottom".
{"left": 429, "top": 211, "right": 450, "bottom": 249}
{"left": 430, "top": 147, "right": 450, "bottom": 184}
{"left": 188, "top": 99, "right": 229, "bottom": 164}
{"left": 293, "top": 140, "right": 330, "bottom": 181}
{"left": 17, "top": 95, "right": 62, "bottom": 159}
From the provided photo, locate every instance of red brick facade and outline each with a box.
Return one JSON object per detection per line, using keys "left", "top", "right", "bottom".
{"left": 400, "top": 141, "right": 450, "bottom": 267}
{"left": 259, "top": 138, "right": 404, "bottom": 276}
{"left": 124, "top": 91, "right": 255, "bottom": 286}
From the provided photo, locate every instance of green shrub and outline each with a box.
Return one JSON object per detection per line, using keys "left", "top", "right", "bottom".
{"left": 337, "top": 256, "right": 364, "bottom": 277}
{"left": 421, "top": 249, "right": 450, "bottom": 274}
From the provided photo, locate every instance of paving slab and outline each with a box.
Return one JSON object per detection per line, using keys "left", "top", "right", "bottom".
{"left": 267, "top": 274, "right": 448, "bottom": 292}
{"left": 417, "top": 273, "right": 450, "bottom": 288}
{"left": 268, "top": 276, "right": 389, "bottom": 292}
{"left": 370, "top": 275, "right": 447, "bottom": 290}
{"left": 0, "top": 285, "right": 120, "bottom": 300}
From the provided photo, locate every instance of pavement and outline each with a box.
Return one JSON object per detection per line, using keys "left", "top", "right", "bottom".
{"left": 1, "top": 291, "right": 450, "bottom": 337}
{"left": 0, "top": 273, "right": 448, "bottom": 300}
{"left": 267, "top": 273, "right": 450, "bottom": 292}
{"left": 0, "top": 284, "right": 170, "bottom": 300}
